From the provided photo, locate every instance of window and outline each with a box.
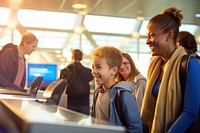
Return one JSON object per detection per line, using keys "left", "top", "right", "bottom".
{"left": 85, "top": 15, "right": 139, "bottom": 34}
{"left": 18, "top": 9, "right": 82, "bottom": 30}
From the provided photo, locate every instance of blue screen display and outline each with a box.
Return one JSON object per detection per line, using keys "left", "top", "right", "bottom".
{"left": 27, "top": 63, "right": 57, "bottom": 88}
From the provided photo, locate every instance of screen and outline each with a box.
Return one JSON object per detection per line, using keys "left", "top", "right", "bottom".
{"left": 27, "top": 63, "right": 57, "bottom": 89}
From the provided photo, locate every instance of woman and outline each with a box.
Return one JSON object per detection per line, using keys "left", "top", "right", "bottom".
{"left": 140, "top": 7, "right": 200, "bottom": 133}
{"left": 117, "top": 53, "right": 146, "bottom": 112}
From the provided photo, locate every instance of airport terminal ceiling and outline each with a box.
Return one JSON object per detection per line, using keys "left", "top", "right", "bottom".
{"left": 0, "top": 0, "right": 200, "bottom": 70}
{"left": 0, "top": 0, "right": 199, "bottom": 24}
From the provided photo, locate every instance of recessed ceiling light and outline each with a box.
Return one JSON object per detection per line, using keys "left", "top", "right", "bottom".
{"left": 72, "top": 4, "right": 87, "bottom": 9}
{"left": 137, "top": 16, "right": 145, "bottom": 21}
{"left": 78, "top": 11, "right": 87, "bottom": 15}
{"left": 55, "top": 50, "right": 61, "bottom": 54}
{"left": 195, "top": 14, "right": 200, "bottom": 18}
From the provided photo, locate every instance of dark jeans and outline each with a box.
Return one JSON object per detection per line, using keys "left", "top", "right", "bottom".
{"left": 68, "top": 105, "right": 89, "bottom": 115}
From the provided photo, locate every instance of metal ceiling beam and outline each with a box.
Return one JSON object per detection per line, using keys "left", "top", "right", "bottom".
{"left": 83, "top": 25, "right": 98, "bottom": 48}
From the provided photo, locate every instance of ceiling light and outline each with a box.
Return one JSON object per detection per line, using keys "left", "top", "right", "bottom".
{"left": 74, "top": 26, "right": 84, "bottom": 34}
{"left": 72, "top": 4, "right": 87, "bottom": 9}
{"left": 137, "top": 16, "right": 145, "bottom": 21}
{"left": 55, "top": 50, "right": 61, "bottom": 54}
{"left": 78, "top": 11, "right": 87, "bottom": 15}
{"left": 9, "top": 0, "right": 23, "bottom": 8}
{"left": 56, "top": 54, "right": 62, "bottom": 58}
{"left": 195, "top": 14, "right": 200, "bottom": 18}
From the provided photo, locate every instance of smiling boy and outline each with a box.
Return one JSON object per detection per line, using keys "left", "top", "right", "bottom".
{"left": 91, "top": 46, "right": 142, "bottom": 133}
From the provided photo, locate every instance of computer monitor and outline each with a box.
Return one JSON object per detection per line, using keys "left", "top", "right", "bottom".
{"left": 27, "top": 63, "right": 57, "bottom": 90}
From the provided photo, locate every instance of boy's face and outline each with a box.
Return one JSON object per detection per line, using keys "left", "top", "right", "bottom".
{"left": 92, "top": 56, "right": 116, "bottom": 87}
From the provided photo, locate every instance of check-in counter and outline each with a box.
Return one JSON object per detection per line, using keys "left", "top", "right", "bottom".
{"left": 0, "top": 99, "right": 125, "bottom": 133}
{"left": 0, "top": 88, "right": 68, "bottom": 108}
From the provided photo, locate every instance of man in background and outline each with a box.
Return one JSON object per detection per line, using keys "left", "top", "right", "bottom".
{"left": 0, "top": 32, "right": 38, "bottom": 91}
{"left": 60, "top": 49, "right": 93, "bottom": 115}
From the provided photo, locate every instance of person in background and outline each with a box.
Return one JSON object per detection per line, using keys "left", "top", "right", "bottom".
{"left": 60, "top": 49, "right": 93, "bottom": 115}
{"left": 177, "top": 31, "right": 200, "bottom": 58}
{"left": 91, "top": 46, "right": 142, "bottom": 133}
{"left": 0, "top": 32, "right": 38, "bottom": 91}
{"left": 116, "top": 53, "right": 146, "bottom": 113}
{"left": 140, "top": 7, "right": 200, "bottom": 133}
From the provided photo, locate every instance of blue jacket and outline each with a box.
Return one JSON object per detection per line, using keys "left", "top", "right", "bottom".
{"left": 0, "top": 43, "right": 26, "bottom": 90}
{"left": 168, "top": 57, "right": 200, "bottom": 132}
{"left": 92, "top": 81, "right": 143, "bottom": 133}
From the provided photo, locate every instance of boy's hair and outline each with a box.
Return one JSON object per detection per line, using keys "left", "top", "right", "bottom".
{"left": 92, "top": 46, "right": 122, "bottom": 71}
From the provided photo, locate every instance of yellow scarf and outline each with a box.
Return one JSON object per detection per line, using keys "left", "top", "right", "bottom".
{"left": 141, "top": 46, "right": 186, "bottom": 133}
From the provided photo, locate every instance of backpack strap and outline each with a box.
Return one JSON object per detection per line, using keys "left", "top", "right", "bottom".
{"left": 115, "top": 90, "right": 127, "bottom": 127}
{"left": 91, "top": 88, "right": 100, "bottom": 117}
{"left": 179, "top": 55, "right": 190, "bottom": 101}
{"left": 180, "top": 55, "right": 200, "bottom": 132}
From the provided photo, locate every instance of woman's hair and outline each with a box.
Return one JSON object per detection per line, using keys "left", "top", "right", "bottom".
{"left": 117, "top": 53, "right": 140, "bottom": 82}
{"left": 92, "top": 46, "right": 122, "bottom": 69}
{"left": 177, "top": 31, "right": 197, "bottom": 53}
{"left": 123, "top": 53, "right": 139, "bottom": 81}
{"left": 148, "top": 7, "right": 183, "bottom": 42}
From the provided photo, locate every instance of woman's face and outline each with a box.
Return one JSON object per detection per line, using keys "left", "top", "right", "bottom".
{"left": 119, "top": 56, "right": 131, "bottom": 81}
{"left": 146, "top": 23, "right": 170, "bottom": 58}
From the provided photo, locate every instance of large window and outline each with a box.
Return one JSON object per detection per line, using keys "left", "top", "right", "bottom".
{"left": 18, "top": 9, "right": 82, "bottom": 30}
{"left": 84, "top": 15, "right": 139, "bottom": 34}
{"left": 28, "top": 30, "right": 70, "bottom": 49}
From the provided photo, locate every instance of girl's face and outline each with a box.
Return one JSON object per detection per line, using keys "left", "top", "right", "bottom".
{"left": 146, "top": 23, "right": 170, "bottom": 58}
{"left": 119, "top": 56, "right": 131, "bottom": 81}
{"left": 92, "top": 56, "right": 117, "bottom": 88}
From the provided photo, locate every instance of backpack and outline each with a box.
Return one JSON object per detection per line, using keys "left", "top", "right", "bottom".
{"left": 92, "top": 88, "right": 128, "bottom": 127}
{"left": 60, "top": 64, "right": 88, "bottom": 98}
{"left": 180, "top": 54, "right": 200, "bottom": 133}
{"left": 60, "top": 65, "right": 75, "bottom": 84}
